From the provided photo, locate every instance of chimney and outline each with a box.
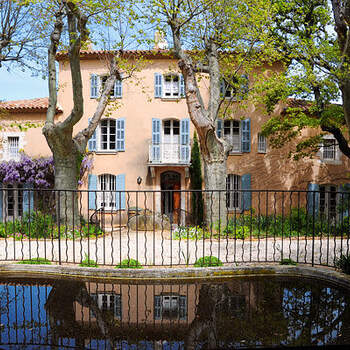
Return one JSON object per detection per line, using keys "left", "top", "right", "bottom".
{"left": 154, "top": 31, "right": 168, "bottom": 50}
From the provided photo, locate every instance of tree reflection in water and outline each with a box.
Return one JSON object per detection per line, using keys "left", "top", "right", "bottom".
{"left": 0, "top": 276, "right": 347, "bottom": 349}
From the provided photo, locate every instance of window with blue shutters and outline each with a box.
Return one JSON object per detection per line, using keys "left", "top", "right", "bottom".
{"left": 224, "top": 120, "right": 241, "bottom": 152}
{"left": 154, "top": 73, "right": 163, "bottom": 98}
{"left": 96, "top": 174, "right": 126, "bottom": 210}
{"left": 114, "top": 79, "right": 122, "bottom": 98}
{"left": 226, "top": 174, "right": 241, "bottom": 210}
{"left": 338, "top": 184, "right": 350, "bottom": 219}
{"left": 220, "top": 74, "right": 249, "bottom": 100}
{"left": 101, "top": 76, "right": 122, "bottom": 98}
{"left": 180, "top": 74, "right": 185, "bottom": 97}
{"left": 217, "top": 119, "right": 250, "bottom": 154}
{"left": 154, "top": 295, "right": 187, "bottom": 320}
{"left": 154, "top": 295, "right": 161, "bottom": 320}
{"left": 88, "top": 174, "right": 98, "bottom": 210}
{"left": 115, "top": 174, "right": 126, "bottom": 210}
{"left": 155, "top": 73, "right": 185, "bottom": 99}
{"left": 226, "top": 174, "right": 251, "bottom": 212}
{"left": 241, "top": 173, "right": 251, "bottom": 212}
{"left": 88, "top": 118, "right": 97, "bottom": 151}
{"left": 307, "top": 183, "right": 320, "bottom": 217}
{"left": 22, "top": 183, "right": 33, "bottom": 215}
{"left": 151, "top": 118, "right": 161, "bottom": 162}
{"left": 216, "top": 119, "right": 223, "bottom": 138}
{"left": 116, "top": 118, "right": 125, "bottom": 151}
{"left": 180, "top": 118, "right": 190, "bottom": 163}
{"left": 90, "top": 74, "right": 99, "bottom": 99}
{"left": 241, "top": 118, "right": 251, "bottom": 153}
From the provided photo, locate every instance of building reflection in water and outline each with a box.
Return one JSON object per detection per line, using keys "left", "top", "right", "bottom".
{"left": 0, "top": 276, "right": 348, "bottom": 349}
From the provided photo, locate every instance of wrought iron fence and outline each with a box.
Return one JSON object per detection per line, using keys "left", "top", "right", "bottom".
{"left": 0, "top": 188, "right": 349, "bottom": 267}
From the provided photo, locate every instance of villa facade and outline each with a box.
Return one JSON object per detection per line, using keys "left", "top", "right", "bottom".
{"left": 0, "top": 49, "right": 349, "bottom": 224}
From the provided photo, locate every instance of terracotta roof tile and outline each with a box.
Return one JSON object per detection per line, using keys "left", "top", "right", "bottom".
{"left": 56, "top": 49, "right": 176, "bottom": 61}
{"left": 0, "top": 98, "right": 62, "bottom": 113}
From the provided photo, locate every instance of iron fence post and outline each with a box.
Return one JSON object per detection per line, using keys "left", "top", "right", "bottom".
{"left": 58, "top": 190, "right": 61, "bottom": 265}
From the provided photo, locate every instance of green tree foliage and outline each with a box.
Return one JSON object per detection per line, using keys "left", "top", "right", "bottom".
{"left": 255, "top": 0, "right": 350, "bottom": 160}
{"left": 190, "top": 132, "right": 204, "bottom": 225}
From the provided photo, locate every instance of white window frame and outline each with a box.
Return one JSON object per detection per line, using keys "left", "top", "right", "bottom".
{"left": 1, "top": 132, "right": 25, "bottom": 161}
{"left": 319, "top": 135, "right": 341, "bottom": 164}
{"left": 3, "top": 184, "right": 23, "bottom": 220}
{"left": 220, "top": 74, "right": 249, "bottom": 100}
{"left": 154, "top": 294, "right": 187, "bottom": 321}
{"left": 91, "top": 118, "right": 125, "bottom": 153}
{"left": 258, "top": 133, "right": 267, "bottom": 153}
{"left": 98, "top": 174, "right": 116, "bottom": 210}
{"left": 99, "top": 119, "right": 117, "bottom": 152}
{"left": 319, "top": 184, "right": 338, "bottom": 220}
{"left": 224, "top": 120, "right": 241, "bottom": 153}
{"left": 100, "top": 75, "right": 122, "bottom": 99}
{"left": 91, "top": 293, "right": 121, "bottom": 319}
{"left": 226, "top": 174, "right": 241, "bottom": 210}
{"left": 163, "top": 73, "right": 180, "bottom": 98}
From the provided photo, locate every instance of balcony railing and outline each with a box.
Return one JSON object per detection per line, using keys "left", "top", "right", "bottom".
{"left": 149, "top": 141, "right": 191, "bottom": 164}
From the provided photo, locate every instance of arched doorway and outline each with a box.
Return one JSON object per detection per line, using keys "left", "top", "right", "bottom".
{"left": 161, "top": 171, "right": 181, "bottom": 222}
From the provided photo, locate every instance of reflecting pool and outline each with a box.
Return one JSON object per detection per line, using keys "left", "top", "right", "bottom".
{"left": 0, "top": 275, "right": 349, "bottom": 349}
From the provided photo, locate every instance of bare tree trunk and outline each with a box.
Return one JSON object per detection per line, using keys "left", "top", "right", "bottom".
{"left": 44, "top": 123, "right": 80, "bottom": 227}
{"left": 43, "top": 2, "right": 119, "bottom": 227}
{"left": 203, "top": 159, "right": 227, "bottom": 226}
{"left": 170, "top": 24, "right": 228, "bottom": 226}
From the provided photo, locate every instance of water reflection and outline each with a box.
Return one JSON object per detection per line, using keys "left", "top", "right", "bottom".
{"left": 0, "top": 276, "right": 348, "bottom": 349}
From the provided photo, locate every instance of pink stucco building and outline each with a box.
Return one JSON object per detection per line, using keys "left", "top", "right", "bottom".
{"left": 0, "top": 49, "right": 349, "bottom": 224}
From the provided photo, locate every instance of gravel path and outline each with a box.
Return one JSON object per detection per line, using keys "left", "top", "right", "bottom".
{"left": 0, "top": 230, "right": 348, "bottom": 267}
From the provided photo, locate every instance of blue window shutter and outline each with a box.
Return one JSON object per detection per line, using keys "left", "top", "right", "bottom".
{"left": 0, "top": 183, "right": 3, "bottom": 222}
{"left": 180, "top": 74, "right": 185, "bottom": 97}
{"left": 88, "top": 174, "right": 97, "bottom": 210}
{"left": 241, "top": 174, "right": 251, "bottom": 212}
{"left": 23, "top": 183, "right": 34, "bottom": 215}
{"left": 90, "top": 74, "right": 99, "bottom": 99}
{"left": 307, "top": 183, "right": 320, "bottom": 216}
{"left": 217, "top": 119, "right": 223, "bottom": 138}
{"left": 220, "top": 79, "right": 225, "bottom": 96}
{"left": 116, "top": 118, "right": 125, "bottom": 151}
{"left": 154, "top": 295, "right": 161, "bottom": 320}
{"left": 114, "top": 79, "right": 122, "bottom": 98}
{"left": 241, "top": 118, "right": 251, "bottom": 152}
{"left": 154, "top": 73, "right": 162, "bottom": 98}
{"left": 338, "top": 184, "right": 350, "bottom": 218}
{"left": 179, "top": 295, "right": 187, "bottom": 320}
{"left": 152, "top": 118, "right": 161, "bottom": 162}
{"left": 180, "top": 118, "right": 190, "bottom": 162}
{"left": 88, "top": 118, "right": 97, "bottom": 151}
{"left": 115, "top": 174, "right": 126, "bottom": 210}
{"left": 241, "top": 74, "right": 249, "bottom": 96}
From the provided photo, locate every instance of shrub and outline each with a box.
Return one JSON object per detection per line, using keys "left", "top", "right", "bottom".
{"left": 172, "top": 226, "right": 210, "bottom": 240}
{"left": 0, "top": 210, "right": 103, "bottom": 240}
{"left": 223, "top": 223, "right": 250, "bottom": 239}
{"left": 115, "top": 258, "right": 142, "bottom": 269}
{"left": 79, "top": 255, "right": 99, "bottom": 268}
{"left": 17, "top": 257, "right": 51, "bottom": 265}
{"left": 335, "top": 254, "right": 350, "bottom": 274}
{"left": 280, "top": 258, "right": 297, "bottom": 266}
{"left": 194, "top": 256, "right": 223, "bottom": 267}
{"left": 52, "top": 223, "right": 103, "bottom": 239}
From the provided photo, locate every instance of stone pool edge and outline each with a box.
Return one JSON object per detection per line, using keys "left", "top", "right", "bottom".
{"left": 0, "top": 263, "right": 349, "bottom": 287}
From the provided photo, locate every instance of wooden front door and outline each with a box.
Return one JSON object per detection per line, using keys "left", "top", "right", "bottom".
{"left": 161, "top": 171, "right": 181, "bottom": 223}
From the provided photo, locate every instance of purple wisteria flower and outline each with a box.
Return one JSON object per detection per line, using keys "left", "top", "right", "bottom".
{"left": 0, "top": 154, "right": 91, "bottom": 188}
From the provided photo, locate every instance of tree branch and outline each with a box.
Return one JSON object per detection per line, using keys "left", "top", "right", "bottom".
{"left": 46, "top": 3, "right": 64, "bottom": 125}
{"left": 321, "top": 124, "right": 350, "bottom": 158}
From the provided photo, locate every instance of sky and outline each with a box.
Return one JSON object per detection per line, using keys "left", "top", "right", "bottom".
{"left": 0, "top": 68, "right": 48, "bottom": 101}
